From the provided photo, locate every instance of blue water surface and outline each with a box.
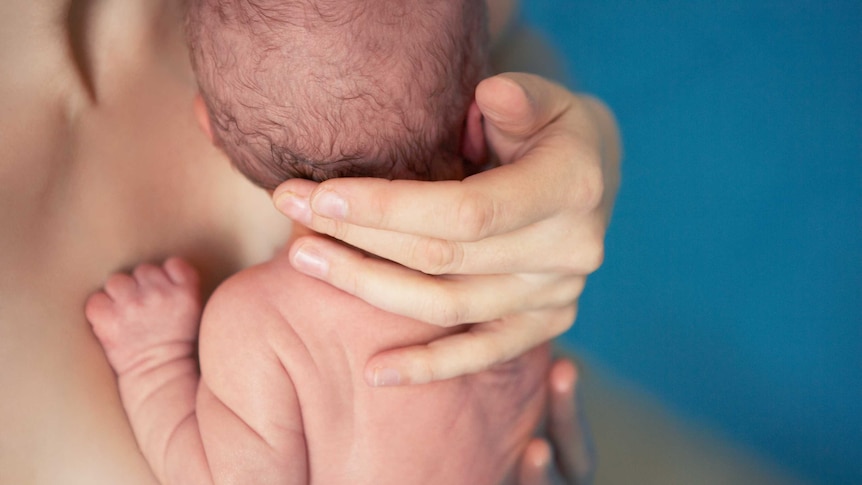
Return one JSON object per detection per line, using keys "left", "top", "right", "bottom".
{"left": 521, "top": 2, "right": 862, "bottom": 484}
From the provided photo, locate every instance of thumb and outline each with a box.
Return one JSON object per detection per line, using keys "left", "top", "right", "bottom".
{"left": 475, "top": 73, "right": 572, "bottom": 163}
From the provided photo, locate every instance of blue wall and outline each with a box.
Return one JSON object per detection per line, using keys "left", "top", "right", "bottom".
{"left": 522, "top": 2, "right": 862, "bottom": 483}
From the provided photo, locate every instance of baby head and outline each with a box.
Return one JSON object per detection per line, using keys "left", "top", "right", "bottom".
{"left": 186, "top": 0, "right": 491, "bottom": 190}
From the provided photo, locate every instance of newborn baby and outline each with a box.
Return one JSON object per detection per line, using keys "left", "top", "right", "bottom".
{"left": 86, "top": 1, "right": 550, "bottom": 484}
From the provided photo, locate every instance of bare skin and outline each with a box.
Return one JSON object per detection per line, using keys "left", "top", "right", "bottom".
{"left": 0, "top": 1, "right": 811, "bottom": 483}
{"left": 85, "top": 228, "right": 550, "bottom": 485}
{"left": 0, "top": 0, "right": 593, "bottom": 483}
{"left": 0, "top": 1, "right": 287, "bottom": 483}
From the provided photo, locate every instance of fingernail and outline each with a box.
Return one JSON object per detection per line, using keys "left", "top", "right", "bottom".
{"left": 481, "top": 76, "right": 530, "bottom": 121}
{"left": 292, "top": 245, "right": 329, "bottom": 277}
{"left": 553, "top": 375, "right": 574, "bottom": 395}
{"left": 275, "top": 192, "right": 312, "bottom": 225}
{"left": 372, "top": 367, "right": 401, "bottom": 387}
{"left": 312, "top": 191, "right": 348, "bottom": 219}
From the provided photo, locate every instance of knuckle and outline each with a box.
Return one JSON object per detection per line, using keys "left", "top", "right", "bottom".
{"left": 572, "top": 162, "right": 605, "bottom": 212}
{"left": 344, "top": 272, "right": 363, "bottom": 300}
{"left": 416, "top": 351, "right": 437, "bottom": 384}
{"left": 422, "top": 288, "right": 467, "bottom": 327}
{"left": 549, "top": 307, "right": 577, "bottom": 336}
{"left": 559, "top": 233, "right": 605, "bottom": 274}
{"left": 452, "top": 334, "right": 494, "bottom": 376}
{"left": 456, "top": 192, "right": 495, "bottom": 241}
{"left": 548, "top": 278, "right": 586, "bottom": 307}
{"left": 581, "top": 243, "right": 605, "bottom": 273}
{"left": 558, "top": 250, "right": 585, "bottom": 274}
{"left": 322, "top": 219, "right": 350, "bottom": 242}
{"left": 331, "top": 259, "right": 362, "bottom": 296}
{"left": 412, "top": 238, "right": 462, "bottom": 275}
{"left": 471, "top": 343, "right": 498, "bottom": 373}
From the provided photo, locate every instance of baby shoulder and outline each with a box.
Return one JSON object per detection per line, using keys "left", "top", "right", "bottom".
{"left": 198, "top": 260, "right": 323, "bottom": 375}
{"left": 196, "top": 264, "right": 307, "bottom": 450}
{"left": 197, "top": 263, "right": 299, "bottom": 371}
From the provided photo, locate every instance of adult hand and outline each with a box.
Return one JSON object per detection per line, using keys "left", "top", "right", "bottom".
{"left": 274, "top": 72, "right": 620, "bottom": 386}
{"left": 517, "top": 358, "right": 594, "bottom": 485}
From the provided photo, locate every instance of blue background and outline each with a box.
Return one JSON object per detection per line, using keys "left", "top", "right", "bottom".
{"left": 522, "top": 2, "right": 862, "bottom": 484}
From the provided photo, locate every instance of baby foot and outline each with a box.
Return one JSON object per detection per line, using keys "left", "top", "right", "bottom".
{"left": 85, "top": 257, "right": 202, "bottom": 375}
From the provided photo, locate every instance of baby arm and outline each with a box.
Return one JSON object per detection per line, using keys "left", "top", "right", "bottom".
{"left": 85, "top": 259, "right": 307, "bottom": 485}
{"left": 85, "top": 258, "right": 212, "bottom": 484}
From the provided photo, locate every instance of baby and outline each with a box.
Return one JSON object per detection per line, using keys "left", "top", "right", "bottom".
{"left": 85, "top": 1, "right": 550, "bottom": 484}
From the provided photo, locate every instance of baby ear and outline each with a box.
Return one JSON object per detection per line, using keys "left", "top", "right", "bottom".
{"left": 460, "top": 99, "right": 487, "bottom": 167}
{"left": 193, "top": 94, "right": 214, "bottom": 143}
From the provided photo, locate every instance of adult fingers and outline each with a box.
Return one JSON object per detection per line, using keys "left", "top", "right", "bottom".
{"left": 275, "top": 161, "right": 566, "bottom": 244}
{"left": 548, "top": 359, "right": 595, "bottom": 484}
{"left": 287, "top": 204, "right": 605, "bottom": 276}
{"left": 275, "top": 148, "right": 600, "bottom": 246}
{"left": 363, "top": 306, "right": 576, "bottom": 386}
{"left": 517, "top": 439, "right": 569, "bottom": 485}
{"left": 289, "top": 235, "right": 582, "bottom": 326}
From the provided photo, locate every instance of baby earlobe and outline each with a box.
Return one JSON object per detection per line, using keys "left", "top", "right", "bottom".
{"left": 193, "top": 94, "right": 214, "bottom": 143}
{"left": 460, "top": 99, "right": 487, "bottom": 167}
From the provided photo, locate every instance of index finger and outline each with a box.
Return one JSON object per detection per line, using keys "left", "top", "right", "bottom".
{"left": 275, "top": 140, "right": 588, "bottom": 243}
{"left": 548, "top": 359, "right": 594, "bottom": 484}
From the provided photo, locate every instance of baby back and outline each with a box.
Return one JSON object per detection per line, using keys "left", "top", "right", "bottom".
{"left": 261, "top": 250, "right": 550, "bottom": 485}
